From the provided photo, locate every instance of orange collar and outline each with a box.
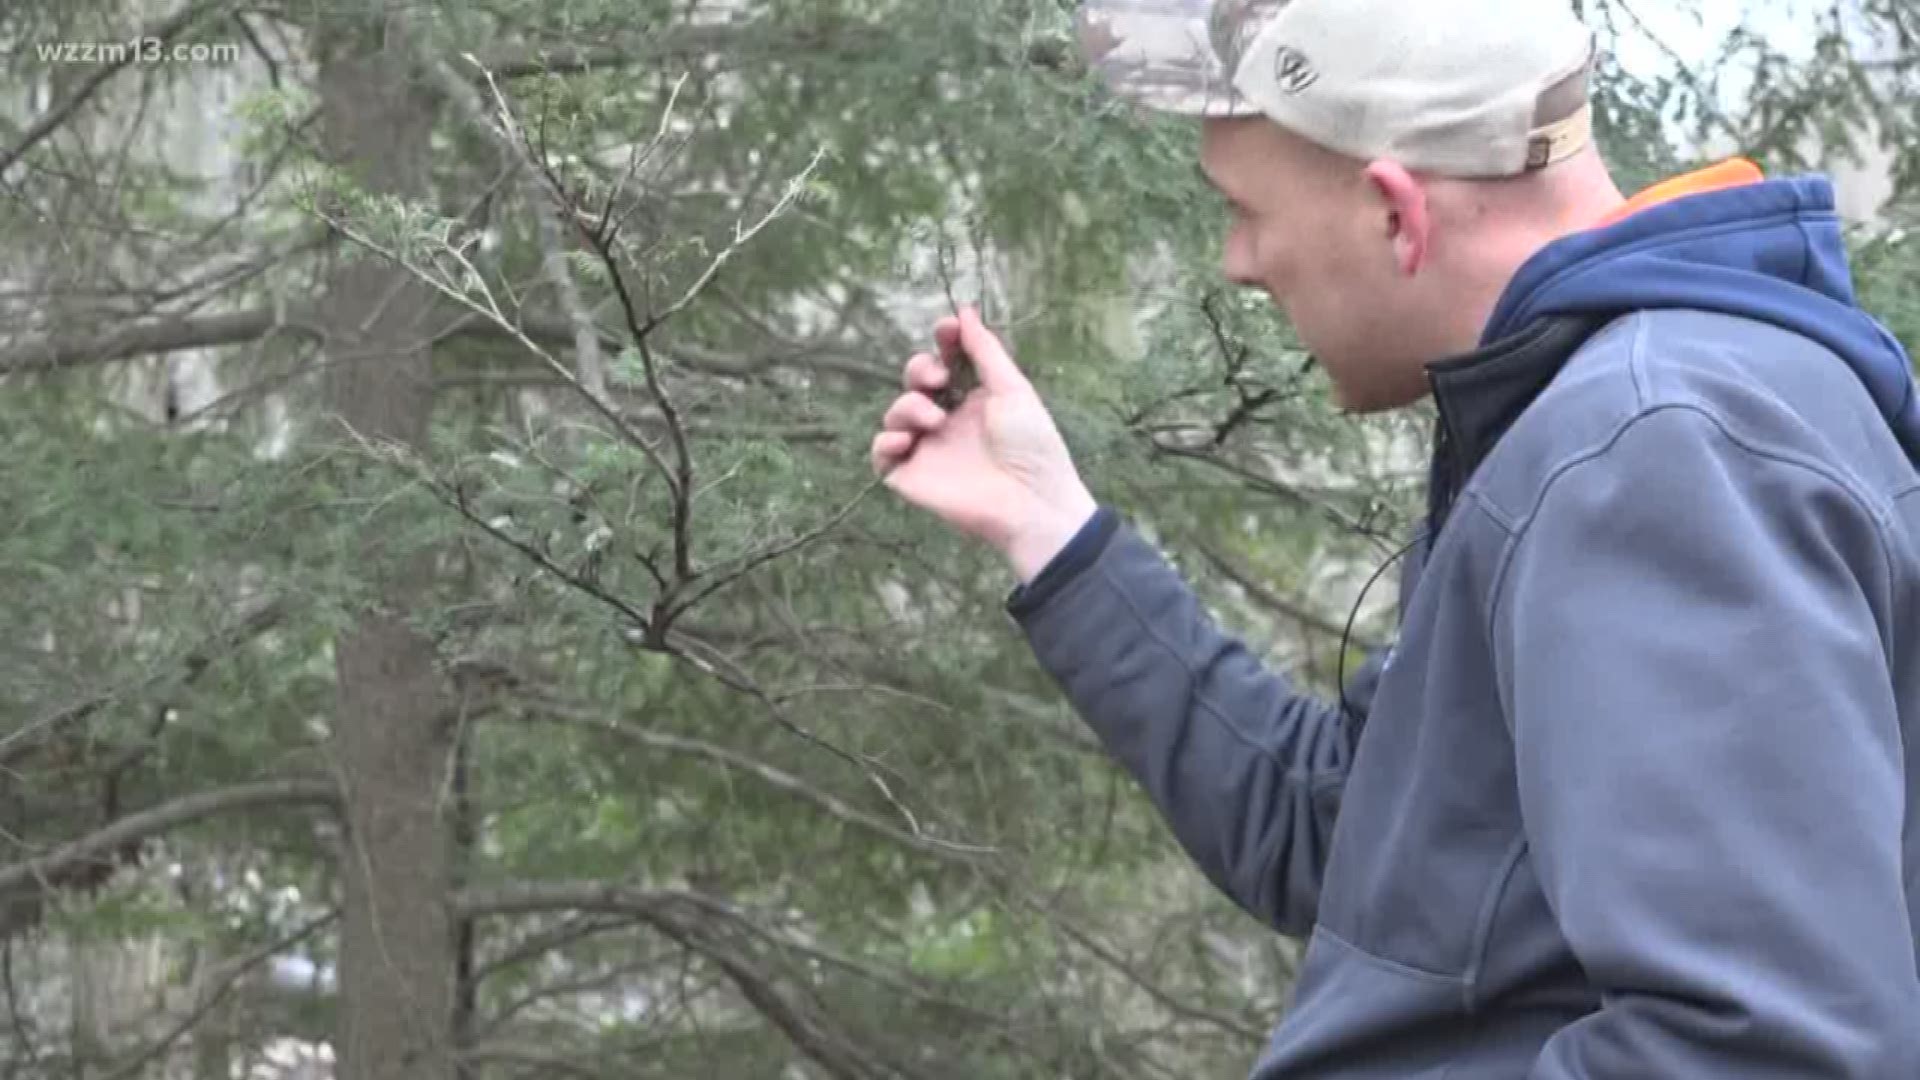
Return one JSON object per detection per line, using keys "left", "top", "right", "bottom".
{"left": 1593, "top": 158, "right": 1765, "bottom": 229}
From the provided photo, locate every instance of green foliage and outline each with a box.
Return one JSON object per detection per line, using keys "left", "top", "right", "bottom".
{"left": 1852, "top": 214, "right": 1920, "bottom": 363}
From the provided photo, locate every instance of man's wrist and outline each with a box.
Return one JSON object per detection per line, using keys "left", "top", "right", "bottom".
{"left": 1002, "top": 490, "right": 1100, "bottom": 584}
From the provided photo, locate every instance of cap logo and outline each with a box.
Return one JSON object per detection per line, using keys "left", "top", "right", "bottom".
{"left": 1271, "top": 46, "right": 1319, "bottom": 94}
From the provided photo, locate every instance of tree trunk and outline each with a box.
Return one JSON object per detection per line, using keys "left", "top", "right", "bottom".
{"left": 315, "top": 10, "right": 455, "bottom": 1080}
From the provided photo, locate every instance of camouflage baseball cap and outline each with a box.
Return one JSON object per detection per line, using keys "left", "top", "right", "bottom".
{"left": 1076, "top": 0, "right": 1598, "bottom": 177}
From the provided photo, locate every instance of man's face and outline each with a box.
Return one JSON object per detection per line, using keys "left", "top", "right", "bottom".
{"left": 1198, "top": 118, "right": 1432, "bottom": 412}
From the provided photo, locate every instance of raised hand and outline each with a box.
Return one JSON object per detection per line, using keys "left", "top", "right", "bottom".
{"left": 871, "top": 307, "right": 1098, "bottom": 581}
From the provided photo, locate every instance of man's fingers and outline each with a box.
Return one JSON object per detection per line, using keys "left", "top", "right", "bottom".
{"left": 871, "top": 430, "right": 916, "bottom": 474}
{"left": 934, "top": 317, "right": 962, "bottom": 366}
{"left": 902, "top": 352, "right": 948, "bottom": 395}
{"left": 954, "top": 306, "right": 1027, "bottom": 393}
{"left": 881, "top": 391, "right": 946, "bottom": 435}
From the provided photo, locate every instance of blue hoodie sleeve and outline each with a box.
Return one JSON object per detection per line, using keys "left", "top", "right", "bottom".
{"left": 1491, "top": 406, "right": 1919, "bottom": 1078}
{"left": 1008, "top": 506, "right": 1381, "bottom": 937}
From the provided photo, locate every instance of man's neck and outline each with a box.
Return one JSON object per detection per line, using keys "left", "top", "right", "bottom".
{"left": 1457, "top": 182, "right": 1628, "bottom": 352}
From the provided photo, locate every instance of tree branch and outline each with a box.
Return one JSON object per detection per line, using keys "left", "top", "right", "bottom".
{"left": 426, "top": 51, "right": 606, "bottom": 396}
{"left": 313, "top": 210, "right": 682, "bottom": 510}
{"left": 640, "top": 148, "right": 827, "bottom": 339}
{"left": 456, "top": 1042, "right": 623, "bottom": 1080}
{"left": 456, "top": 880, "right": 717, "bottom": 922}
{"left": 1193, "top": 541, "right": 1382, "bottom": 650}
{"left": 510, "top": 77, "right": 703, "bottom": 585}
{"left": 1002, "top": 881, "right": 1266, "bottom": 1044}
{"left": 0, "top": 304, "right": 891, "bottom": 387}
{"left": 665, "top": 469, "right": 891, "bottom": 624}
{"left": 662, "top": 338, "right": 892, "bottom": 385}
{"left": 656, "top": 626, "right": 944, "bottom": 849}
{"left": 472, "top": 24, "right": 889, "bottom": 81}
{"left": 475, "top": 950, "right": 691, "bottom": 1036}
{"left": 0, "top": 780, "right": 338, "bottom": 894}
{"left": 472, "top": 915, "right": 648, "bottom": 983}
{"left": 396, "top": 459, "right": 657, "bottom": 635}
{"left": 0, "top": 308, "right": 314, "bottom": 374}
{"left": 685, "top": 928, "right": 891, "bottom": 1080}
{"left": 513, "top": 703, "right": 993, "bottom": 860}
{"left": 2, "top": 599, "right": 285, "bottom": 770}
{"left": 455, "top": 882, "right": 899, "bottom": 1080}
{"left": 1144, "top": 437, "right": 1400, "bottom": 551}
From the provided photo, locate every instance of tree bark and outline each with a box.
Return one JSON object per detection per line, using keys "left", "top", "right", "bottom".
{"left": 315, "top": 9, "right": 456, "bottom": 1080}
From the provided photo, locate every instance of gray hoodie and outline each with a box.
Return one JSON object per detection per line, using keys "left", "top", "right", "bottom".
{"left": 1007, "top": 176, "right": 1920, "bottom": 1076}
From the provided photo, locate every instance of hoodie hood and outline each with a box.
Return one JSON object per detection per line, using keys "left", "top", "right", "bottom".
{"left": 1482, "top": 175, "right": 1920, "bottom": 466}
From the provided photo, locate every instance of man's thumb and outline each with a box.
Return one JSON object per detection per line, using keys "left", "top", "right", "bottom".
{"left": 957, "top": 307, "right": 1028, "bottom": 393}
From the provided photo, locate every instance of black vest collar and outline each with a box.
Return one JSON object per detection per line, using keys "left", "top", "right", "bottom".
{"left": 1422, "top": 315, "right": 1612, "bottom": 532}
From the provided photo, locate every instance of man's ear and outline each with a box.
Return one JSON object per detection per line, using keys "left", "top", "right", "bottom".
{"left": 1363, "top": 160, "right": 1430, "bottom": 277}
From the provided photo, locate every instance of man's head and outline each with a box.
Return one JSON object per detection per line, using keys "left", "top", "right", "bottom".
{"left": 1080, "top": 0, "right": 1627, "bottom": 411}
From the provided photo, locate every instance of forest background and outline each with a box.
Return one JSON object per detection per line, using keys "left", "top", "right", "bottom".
{"left": 2, "top": 1, "right": 1915, "bottom": 1077}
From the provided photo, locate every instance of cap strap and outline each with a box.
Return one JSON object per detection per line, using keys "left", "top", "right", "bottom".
{"left": 1526, "top": 104, "right": 1592, "bottom": 169}
{"left": 1524, "top": 35, "right": 1596, "bottom": 169}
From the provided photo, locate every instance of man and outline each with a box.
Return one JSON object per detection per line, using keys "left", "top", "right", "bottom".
{"left": 871, "top": 0, "right": 1920, "bottom": 1076}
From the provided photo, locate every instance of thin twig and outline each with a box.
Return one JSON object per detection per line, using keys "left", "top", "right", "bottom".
{"left": 310, "top": 211, "right": 676, "bottom": 494}
{"left": 600, "top": 72, "right": 690, "bottom": 241}
{"left": 1604, "top": 0, "right": 1748, "bottom": 148}
{"left": 659, "top": 627, "right": 936, "bottom": 845}
{"left": 362, "top": 437, "right": 656, "bottom": 634}
{"left": 664, "top": 475, "right": 891, "bottom": 621}
{"left": 641, "top": 148, "right": 827, "bottom": 337}
{"left": 521, "top": 702, "right": 997, "bottom": 857}
{"left": 1195, "top": 540, "right": 1382, "bottom": 650}
{"left": 434, "top": 54, "right": 606, "bottom": 397}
